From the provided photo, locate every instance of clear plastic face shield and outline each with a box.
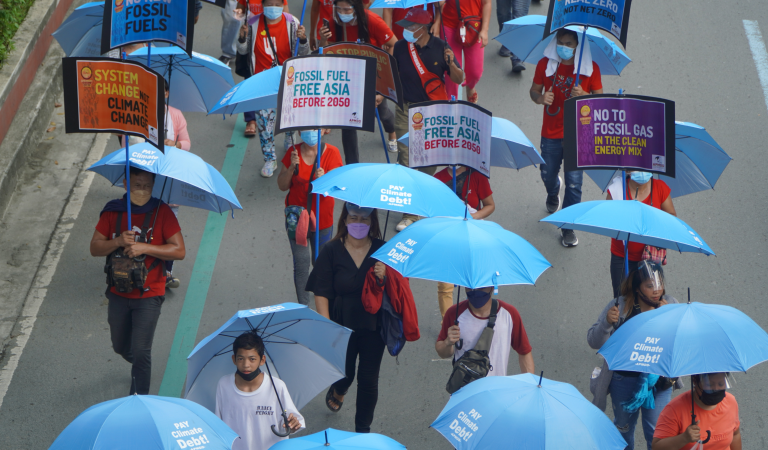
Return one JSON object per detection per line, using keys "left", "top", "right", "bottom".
{"left": 637, "top": 260, "right": 664, "bottom": 292}
{"left": 696, "top": 373, "right": 733, "bottom": 391}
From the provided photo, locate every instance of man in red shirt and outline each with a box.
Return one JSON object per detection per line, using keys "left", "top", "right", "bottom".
{"left": 90, "top": 167, "right": 185, "bottom": 395}
{"left": 529, "top": 28, "right": 602, "bottom": 247}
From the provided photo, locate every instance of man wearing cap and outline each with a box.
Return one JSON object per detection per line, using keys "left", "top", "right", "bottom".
{"left": 391, "top": 8, "right": 464, "bottom": 232}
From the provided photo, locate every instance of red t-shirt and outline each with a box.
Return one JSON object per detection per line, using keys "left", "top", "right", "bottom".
{"left": 390, "top": 4, "right": 438, "bottom": 40}
{"left": 95, "top": 203, "right": 181, "bottom": 298}
{"left": 654, "top": 391, "right": 740, "bottom": 450}
{"left": 253, "top": 15, "right": 292, "bottom": 74}
{"left": 314, "top": 0, "right": 334, "bottom": 40}
{"left": 532, "top": 58, "right": 602, "bottom": 139}
{"left": 237, "top": 0, "right": 288, "bottom": 16}
{"left": 282, "top": 144, "right": 343, "bottom": 230}
{"left": 327, "top": 10, "right": 393, "bottom": 47}
{"left": 433, "top": 167, "right": 492, "bottom": 211}
{"left": 610, "top": 179, "right": 671, "bottom": 261}
{"left": 441, "top": 0, "right": 482, "bottom": 30}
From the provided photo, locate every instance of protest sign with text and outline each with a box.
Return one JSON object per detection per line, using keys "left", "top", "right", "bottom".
{"left": 544, "top": 0, "right": 632, "bottom": 47}
{"left": 563, "top": 94, "right": 675, "bottom": 177}
{"left": 101, "top": 0, "right": 196, "bottom": 55}
{"left": 275, "top": 54, "right": 377, "bottom": 133}
{"left": 408, "top": 100, "right": 492, "bottom": 178}
{"left": 324, "top": 42, "right": 403, "bottom": 107}
{"left": 63, "top": 57, "right": 166, "bottom": 149}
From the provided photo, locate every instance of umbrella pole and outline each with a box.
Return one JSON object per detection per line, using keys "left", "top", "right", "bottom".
{"left": 375, "top": 107, "right": 391, "bottom": 163}
{"left": 314, "top": 130, "right": 322, "bottom": 261}
{"left": 165, "top": 56, "right": 174, "bottom": 148}
{"left": 454, "top": 285, "right": 463, "bottom": 350}
{"left": 573, "top": 26, "right": 588, "bottom": 87}
{"left": 452, "top": 165, "right": 457, "bottom": 194}
{"left": 622, "top": 169, "right": 628, "bottom": 279}
{"left": 147, "top": 42, "right": 151, "bottom": 67}
{"left": 263, "top": 349, "right": 292, "bottom": 437}
{"left": 122, "top": 51, "right": 132, "bottom": 231}
{"left": 383, "top": 210, "right": 389, "bottom": 240}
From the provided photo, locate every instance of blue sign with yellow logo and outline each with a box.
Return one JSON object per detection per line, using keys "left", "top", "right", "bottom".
{"left": 544, "top": 0, "right": 632, "bottom": 48}
{"left": 101, "top": 0, "right": 195, "bottom": 55}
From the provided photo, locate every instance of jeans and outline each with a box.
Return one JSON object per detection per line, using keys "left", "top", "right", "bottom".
{"left": 287, "top": 224, "right": 332, "bottom": 305}
{"left": 341, "top": 102, "right": 395, "bottom": 164}
{"left": 496, "top": 0, "right": 531, "bottom": 63}
{"left": 609, "top": 372, "right": 673, "bottom": 450}
{"left": 394, "top": 102, "right": 435, "bottom": 222}
{"left": 540, "top": 137, "right": 583, "bottom": 209}
{"left": 220, "top": 0, "right": 241, "bottom": 58}
{"left": 106, "top": 291, "right": 164, "bottom": 395}
{"left": 610, "top": 253, "right": 639, "bottom": 299}
{"left": 332, "top": 329, "right": 386, "bottom": 433}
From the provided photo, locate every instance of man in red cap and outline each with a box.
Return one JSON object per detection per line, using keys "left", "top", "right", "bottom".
{"left": 392, "top": 8, "right": 465, "bottom": 231}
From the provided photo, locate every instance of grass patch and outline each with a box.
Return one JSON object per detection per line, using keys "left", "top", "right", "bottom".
{"left": 0, "top": 0, "right": 38, "bottom": 70}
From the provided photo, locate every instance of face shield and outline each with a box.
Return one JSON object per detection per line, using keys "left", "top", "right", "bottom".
{"left": 637, "top": 260, "right": 664, "bottom": 291}
{"left": 694, "top": 373, "right": 733, "bottom": 406}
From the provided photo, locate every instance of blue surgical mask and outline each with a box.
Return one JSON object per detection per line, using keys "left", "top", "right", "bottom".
{"left": 403, "top": 29, "right": 418, "bottom": 43}
{"left": 263, "top": 6, "right": 283, "bottom": 20}
{"left": 338, "top": 12, "right": 355, "bottom": 23}
{"left": 630, "top": 171, "right": 653, "bottom": 184}
{"left": 301, "top": 130, "right": 319, "bottom": 146}
{"left": 466, "top": 289, "right": 491, "bottom": 309}
{"left": 556, "top": 44, "right": 575, "bottom": 60}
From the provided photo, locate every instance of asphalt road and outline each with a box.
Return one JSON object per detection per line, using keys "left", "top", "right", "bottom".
{"left": 1, "top": 0, "right": 768, "bottom": 448}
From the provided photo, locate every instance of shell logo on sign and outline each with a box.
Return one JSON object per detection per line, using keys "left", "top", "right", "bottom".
{"left": 287, "top": 66, "right": 295, "bottom": 86}
{"left": 412, "top": 112, "right": 424, "bottom": 130}
{"left": 80, "top": 66, "right": 93, "bottom": 87}
{"left": 580, "top": 104, "right": 591, "bottom": 125}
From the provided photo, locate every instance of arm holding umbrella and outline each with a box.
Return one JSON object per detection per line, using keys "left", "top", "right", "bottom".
{"left": 587, "top": 297, "right": 621, "bottom": 350}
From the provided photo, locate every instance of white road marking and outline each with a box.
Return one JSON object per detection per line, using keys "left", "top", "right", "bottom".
{"left": 0, "top": 134, "right": 108, "bottom": 410}
{"left": 744, "top": 20, "right": 768, "bottom": 113}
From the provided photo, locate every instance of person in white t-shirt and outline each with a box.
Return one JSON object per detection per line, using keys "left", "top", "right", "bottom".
{"left": 215, "top": 332, "right": 305, "bottom": 450}
{"left": 435, "top": 286, "right": 535, "bottom": 376}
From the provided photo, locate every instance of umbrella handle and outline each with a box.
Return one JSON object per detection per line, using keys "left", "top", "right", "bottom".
{"left": 545, "top": 105, "right": 561, "bottom": 116}
{"left": 700, "top": 430, "right": 711, "bottom": 444}
{"left": 270, "top": 412, "right": 292, "bottom": 437}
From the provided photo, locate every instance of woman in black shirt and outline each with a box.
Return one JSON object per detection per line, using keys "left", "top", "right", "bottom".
{"left": 306, "top": 202, "right": 387, "bottom": 433}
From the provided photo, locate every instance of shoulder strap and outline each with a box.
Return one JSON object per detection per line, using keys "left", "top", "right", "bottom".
{"left": 115, "top": 211, "right": 123, "bottom": 236}
{"left": 263, "top": 15, "right": 281, "bottom": 67}
{"left": 454, "top": 0, "right": 463, "bottom": 21}
{"left": 650, "top": 178, "right": 654, "bottom": 207}
{"left": 407, "top": 42, "right": 448, "bottom": 101}
{"left": 138, "top": 207, "right": 156, "bottom": 243}
{"left": 487, "top": 299, "right": 498, "bottom": 329}
{"left": 304, "top": 144, "right": 322, "bottom": 212}
{"left": 285, "top": 13, "right": 295, "bottom": 55}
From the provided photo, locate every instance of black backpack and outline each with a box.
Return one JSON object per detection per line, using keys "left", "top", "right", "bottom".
{"left": 445, "top": 300, "right": 497, "bottom": 394}
{"left": 379, "top": 288, "right": 406, "bottom": 360}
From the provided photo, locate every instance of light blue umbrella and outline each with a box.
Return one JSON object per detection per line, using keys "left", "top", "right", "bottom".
{"left": 398, "top": 117, "right": 544, "bottom": 170}
{"left": 127, "top": 46, "right": 235, "bottom": 113}
{"left": 585, "top": 121, "right": 733, "bottom": 198}
{"left": 495, "top": 15, "right": 631, "bottom": 76}
{"left": 210, "top": 66, "right": 283, "bottom": 115}
{"left": 52, "top": 1, "right": 105, "bottom": 57}
{"left": 270, "top": 428, "right": 406, "bottom": 449}
{"left": 368, "top": 0, "right": 440, "bottom": 9}
{"left": 599, "top": 301, "right": 768, "bottom": 378}
{"left": 88, "top": 143, "right": 243, "bottom": 214}
{"left": 310, "top": 163, "right": 468, "bottom": 217}
{"left": 431, "top": 373, "right": 626, "bottom": 450}
{"left": 185, "top": 303, "right": 352, "bottom": 412}
{"left": 372, "top": 217, "right": 551, "bottom": 290}
{"left": 541, "top": 200, "right": 715, "bottom": 255}
{"left": 49, "top": 395, "right": 238, "bottom": 450}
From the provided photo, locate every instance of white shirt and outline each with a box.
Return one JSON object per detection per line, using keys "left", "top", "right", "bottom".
{"left": 215, "top": 373, "right": 305, "bottom": 450}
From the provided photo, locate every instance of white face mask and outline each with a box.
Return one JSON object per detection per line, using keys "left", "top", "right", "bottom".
{"left": 337, "top": 12, "right": 355, "bottom": 23}
{"left": 263, "top": 6, "right": 283, "bottom": 20}
{"left": 403, "top": 28, "right": 420, "bottom": 43}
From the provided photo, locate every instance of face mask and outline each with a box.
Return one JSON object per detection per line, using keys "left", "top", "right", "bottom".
{"left": 236, "top": 367, "right": 261, "bottom": 382}
{"left": 699, "top": 388, "right": 726, "bottom": 406}
{"left": 338, "top": 12, "right": 355, "bottom": 23}
{"left": 263, "top": 6, "right": 283, "bottom": 20}
{"left": 556, "top": 44, "right": 575, "bottom": 60}
{"left": 301, "top": 130, "right": 319, "bottom": 146}
{"left": 630, "top": 171, "right": 653, "bottom": 184}
{"left": 466, "top": 289, "right": 491, "bottom": 309}
{"left": 403, "top": 29, "right": 419, "bottom": 43}
{"left": 347, "top": 222, "right": 370, "bottom": 239}
{"left": 130, "top": 189, "right": 152, "bottom": 206}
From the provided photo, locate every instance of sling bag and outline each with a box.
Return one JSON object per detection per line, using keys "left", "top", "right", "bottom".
{"left": 104, "top": 208, "right": 165, "bottom": 295}
{"left": 445, "top": 299, "right": 497, "bottom": 394}
{"left": 408, "top": 42, "right": 448, "bottom": 101}
{"left": 454, "top": 0, "right": 481, "bottom": 48}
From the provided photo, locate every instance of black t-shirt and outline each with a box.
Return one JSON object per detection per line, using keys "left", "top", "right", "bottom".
{"left": 306, "top": 238, "right": 386, "bottom": 331}
{"left": 393, "top": 36, "right": 460, "bottom": 104}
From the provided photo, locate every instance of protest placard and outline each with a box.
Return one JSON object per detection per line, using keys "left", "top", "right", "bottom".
{"left": 544, "top": 0, "right": 632, "bottom": 47}
{"left": 324, "top": 42, "right": 403, "bottom": 107}
{"left": 275, "top": 54, "right": 377, "bottom": 133}
{"left": 101, "top": 0, "right": 196, "bottom": 55}
{"left": 63, "top": 57, "right": 166, "bottom": 149}
{"left": 563, "top": 94, "right": 675, "bottom": 176}
{"left": 407, "top": 100, "right": 492, "bottom": 178}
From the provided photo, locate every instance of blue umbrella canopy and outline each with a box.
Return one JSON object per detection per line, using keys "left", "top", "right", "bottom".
{"left": 599, "top": 302, "right": 768, "bottom": 377}
{"left": 368, "top": 0, "right": 440, "bottom": 8}
{"left": 495, "top": 15, "right": 631, "bottom": 76}
{"left": 431, "top": 374, "right": 627, "bottom": 450}
{"left": 49, "top": 395, "right": 238, "bottom": 450}
{"left": 541, "top": 200, "right": 714, "bottom": 255}
{"left": 185, "top": 303, "right": 352, "bottom": 412}
{"left": 52, "top": 1, "right": 105, "bottom": 57}
{"left": 88, "top": 143, "right": 242, "bottom": 214}
{"left": 398, "top": 117, "right": 543, "bottom": 170}
{"left": 127, "top": 46, "right": 235, "bottom": 113}
{"left": 270, "top": 428, "right": 406, "bottom": 449}
{"left": 310, "top": 163, "right": 468, "bottom": 217}
{"left": 372, "top": 217, "right": 551, "bottom": 289}
{"left": 210, "top": 66, "right": 282, "bottom": 115}
{"left": 585, "top": 121, "right": 733, "bottom": 198}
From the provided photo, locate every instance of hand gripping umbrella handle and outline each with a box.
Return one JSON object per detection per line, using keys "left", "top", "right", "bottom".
{"left": 271, "top": 411, "right": 292, "bottom": 437}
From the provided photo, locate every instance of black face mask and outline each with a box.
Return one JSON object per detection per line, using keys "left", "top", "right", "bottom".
{"left": 236, "top": 367, "right": 261, "bottom": 382}
{"left": 466, "top": 289, "right": 491, "bottom": 308}
{"left": 699, "top": 388, "right": 726, "bottom": 406}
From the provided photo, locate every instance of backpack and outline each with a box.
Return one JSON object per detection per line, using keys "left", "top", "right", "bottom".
{"left": 104, "top": 209, "right": 165, "bottom": 295}
{"left": 445, "top": 300, "right": 497, "bottom": 394}
{"left": 379, "top": 289, "right": 406, "bottom": 359}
